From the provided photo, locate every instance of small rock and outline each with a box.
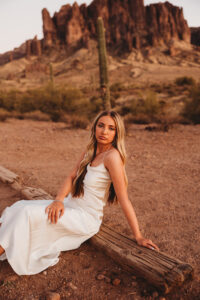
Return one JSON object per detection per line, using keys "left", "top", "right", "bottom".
{"left": 112, "top": 278, "right": 121, "bottom": 286}
{"left": 43, "top": 271, "right": 47, "bottom": 275}
{"left": 45, "top": 292, "right": 60, "bottom": 300}
{"left": 152, "top": 291, "right": 159, "bottom": 298}
{"left": 67, "top": 282, "right": 78, "bottom": 290}
{"left": 96, "top": 274, "right": 105, "bottom": 280}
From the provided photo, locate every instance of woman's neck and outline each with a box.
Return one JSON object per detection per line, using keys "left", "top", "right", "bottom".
{"left": 96, "top": 143, "right": 113, "bottom": 155}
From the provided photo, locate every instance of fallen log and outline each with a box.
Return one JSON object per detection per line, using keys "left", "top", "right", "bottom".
{"left": 0, "top": 165, "right": 52, "bottom": 200}
{"left": 90, "top": 224, "right": 194, "bottom": 294}
{"left": 0, "top": 165, "right": 194, "bottom": 294}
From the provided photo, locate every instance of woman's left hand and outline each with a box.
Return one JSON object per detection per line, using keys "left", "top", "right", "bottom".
{"left": 45, "top": 200, "right": 64, "bottom": 224}
{"left": 136, "top": 236, "right": 159, "bottom": 251}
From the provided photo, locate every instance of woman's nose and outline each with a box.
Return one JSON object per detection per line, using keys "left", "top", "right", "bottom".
{"left": 102, "top": 127, "right": 108, "bottom": 134}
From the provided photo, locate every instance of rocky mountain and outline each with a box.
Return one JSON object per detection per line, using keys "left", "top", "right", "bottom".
{"left": 191, "top": 27, "right": 200, "bottom": 46}
{"left": 0, "top": 0, "right": 193, "bottom": 65}
{"left": 41, "top": 0, "right": 190, "bottom": 53}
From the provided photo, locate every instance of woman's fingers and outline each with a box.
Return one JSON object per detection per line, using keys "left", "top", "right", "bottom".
{"left": 149, "top": 242, "right": 159, "bottom": 251}
{"left": 146, "top": 241, "right": 159, "bottom": 251}
{"left": 137, "top": 238, "right": 159, "bottom": 252}
{"left": 45, "top": 201, "right": 65, "bottom": 224}
{"left": 54, "top": 209, "right": 59, "bottom": 224}
{"left": 60, "top": 208, "right": 64, "bottom": 218}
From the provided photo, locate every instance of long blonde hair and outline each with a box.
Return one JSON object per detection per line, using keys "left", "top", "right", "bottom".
{"left": 71, "top": 110, "right": 128, "bottom": 204}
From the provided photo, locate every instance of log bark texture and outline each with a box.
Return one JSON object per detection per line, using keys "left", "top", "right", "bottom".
{"left": 90, "top": 224, "right": 194, "bottom": 294}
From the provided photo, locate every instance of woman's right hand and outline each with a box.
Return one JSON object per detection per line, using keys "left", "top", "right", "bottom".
{"left": 45, "top": 200, "right": 65, "bottom": 224}
{"left": 136, "top": 236, "right": 159, "bottom": 251}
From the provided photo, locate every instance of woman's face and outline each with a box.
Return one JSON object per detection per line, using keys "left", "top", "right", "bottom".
{"left": 95, "top": 115, "right": 116, "bottom": 145}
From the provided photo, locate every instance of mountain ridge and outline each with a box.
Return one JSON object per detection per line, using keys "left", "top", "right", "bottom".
{"left": 0, "top": 0, "right": 194, "bottom": 65}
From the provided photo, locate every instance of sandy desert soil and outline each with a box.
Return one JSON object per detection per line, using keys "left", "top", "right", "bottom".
{"left": 0, "top": 118, "right": 199, "bottom": 300}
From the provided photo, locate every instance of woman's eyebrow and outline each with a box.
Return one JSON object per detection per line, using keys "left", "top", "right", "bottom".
{"left": 98, "top": 121, "right": 115, "bottom": 127}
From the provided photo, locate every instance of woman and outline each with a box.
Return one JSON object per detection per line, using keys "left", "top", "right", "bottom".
{"left": 0, "top": 110, "right": 158, "bottom": 275}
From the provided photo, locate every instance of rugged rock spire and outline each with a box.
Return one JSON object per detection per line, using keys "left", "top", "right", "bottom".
{"left": 41, "top": 0, "right": 190, "bottom": 54}
{"left": 0, "top": 0, "right": 192, "bottom": 65}
{"left": 42, "top": 8, "right": 57, "bottom": 48}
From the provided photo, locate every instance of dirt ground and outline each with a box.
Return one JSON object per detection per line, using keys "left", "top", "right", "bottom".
{"left": 0, "top": 118, "right": 199, "bottom": 300}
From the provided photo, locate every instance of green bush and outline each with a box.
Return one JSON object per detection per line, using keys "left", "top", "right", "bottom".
{"left": 175, "top": 76, "right": 196, "bottom": 86}
{"left": 181, "top": 85, "right": 200, "bottom": 124}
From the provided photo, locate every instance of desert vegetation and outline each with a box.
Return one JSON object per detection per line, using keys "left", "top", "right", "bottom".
{"left": 0, "top": 76, "right": 199, "bottom": 127}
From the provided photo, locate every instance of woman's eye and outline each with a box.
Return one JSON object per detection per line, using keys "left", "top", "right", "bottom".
{"left": 109, "top": 127, "right": 115, "bottom": 131}
{"left": 98, "top": 124, "right": 103, "bottom": 128}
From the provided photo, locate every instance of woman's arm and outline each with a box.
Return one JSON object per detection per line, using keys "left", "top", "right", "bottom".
{"left": 105, "top": 151, "right": 159, "bottom": 251}
{"left": 45, "top": 151, "right": 86, "bottom": 224}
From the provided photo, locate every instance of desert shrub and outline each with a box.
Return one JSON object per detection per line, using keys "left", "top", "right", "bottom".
{"left": 89, "top": 96, "right": 103, "bottom": 115}
{"left": 120, "top": 105, "right": 132, "bottom": 116}
{"left": 0, "top": 89, "right": 21, "bottom": 111}
{"left": 61, "top": 88, "right": 84, "bottom": 112}
{"left": 0, "top": 85, "right": 109, "bottom": 122}
{"left": 110, "top": 82, "right": 125, "bottom": 92}
{"left": 175, "top": 76, "right": 196, "bottom": 86}
{"left": 69, "top": 115, "right": 89, "bottom": 129}
{"left": 120, "top": 92, "right": 163, "bottom": 123}
{"left": 34, "top": 85, "right": 63, "bottom": 115}
{"left": 0, "top": 109, "right": 10, "bottom": 122}
{"left": 111, "top": 92, "right": 120, "bottom": 100}
{"left": 23, "top": 111, "right": 51, "bottom": 121}
{"left": 140, "top": 91, "right": 161, "bottom": 117}
{"left": 124, "top": 113, "right": 152, "bottom": 125}
{"left": 14, "top": 91, "right": 38, "bottom": 113}
{"left": 181, "top": 85, "right": 200, "bottom": 124}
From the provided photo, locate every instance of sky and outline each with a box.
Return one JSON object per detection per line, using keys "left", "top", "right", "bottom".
{"left": 0, "top": 0, "right": 199, "bottom": 54}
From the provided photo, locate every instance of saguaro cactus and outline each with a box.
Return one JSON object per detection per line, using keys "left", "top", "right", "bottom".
{"left": 97, "top": 17, "right": 111, "bottom": 110}
{"left": 49, "top": 63, "right": 54, "bottom": 86}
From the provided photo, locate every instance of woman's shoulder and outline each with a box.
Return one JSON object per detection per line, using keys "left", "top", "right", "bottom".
{"left": 104, "top": 148, "right": 123, "bottom": 167}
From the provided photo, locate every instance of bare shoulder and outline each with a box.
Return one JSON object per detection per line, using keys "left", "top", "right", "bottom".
{"left": 104, "top": 148, "right": 123, "bottom": 169}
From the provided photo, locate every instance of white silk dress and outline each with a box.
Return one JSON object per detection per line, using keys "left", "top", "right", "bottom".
{"left": 0, "top": 163, "right": 111, "bottom": 275}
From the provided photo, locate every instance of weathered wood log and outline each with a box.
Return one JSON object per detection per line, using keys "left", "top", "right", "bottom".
{"left": 0, "top": 165, "right": 21, "bottom": 191}
{"left": 21, "top": 187, "right": 53, "bottom": 200}
{"left": 0, "top": 165, "right": 20, "bottom": 184}
{"left": 0, "top": 165, "right": 194, "bottom": 293}
{"left": 90, "top": 224, "right": 194, "bottom": 294}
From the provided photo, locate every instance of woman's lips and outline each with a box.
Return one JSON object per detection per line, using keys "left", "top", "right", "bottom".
{"left": 99, "top": 136, "right": 107, "bottom": 140}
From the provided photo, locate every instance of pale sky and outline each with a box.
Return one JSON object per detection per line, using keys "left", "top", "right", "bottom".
{"left": 0, "top": 0, "right": 199, "bottom": 54}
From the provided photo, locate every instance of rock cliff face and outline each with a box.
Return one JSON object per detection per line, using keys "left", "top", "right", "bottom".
{"left": 191, "top": 27, "right": 200, "bottom": 46}
{"left": 41, "top": 0, "right": 190, "bottom": 54}
{"left": 0, "top": 0, "right": 192, "bottom": 65}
